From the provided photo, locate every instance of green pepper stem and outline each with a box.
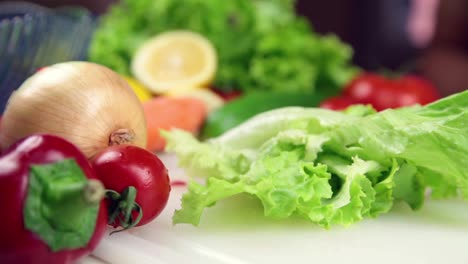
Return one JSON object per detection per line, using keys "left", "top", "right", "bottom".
{"left": 83, "top": 180, "right": 106, "bottom": 204}
{"left": 43, "top": 179, "right": 105, "bottom": 231}
{"left": 24, "top": 160, "right": 104, "bottom": 252}
{"left": 45, "top": 179, "right": 104, "bottom": 204}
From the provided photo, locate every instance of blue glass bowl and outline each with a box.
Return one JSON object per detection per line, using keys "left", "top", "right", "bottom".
{"left": 0, "top": 1, "right": 96, "bottom": 113}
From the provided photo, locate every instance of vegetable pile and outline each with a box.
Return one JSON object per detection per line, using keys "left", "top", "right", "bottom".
{"left": 87, "top": 0, "right": 386, "bottom": 151}
{"left": 0, "top": 4, "right": 458, "bottom": 260}
{"left": 163, "top": 90, "right": 468, "bottom": 227}
{"left": 0, "top": 62, "right": 172, "bottom": 263}
{"left": 89, "top": 0, "right": 358, "bottom": 94}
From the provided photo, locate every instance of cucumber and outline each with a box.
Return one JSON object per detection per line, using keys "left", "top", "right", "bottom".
{"left": 201, "top": 91, "right": 330, "bottom": 139}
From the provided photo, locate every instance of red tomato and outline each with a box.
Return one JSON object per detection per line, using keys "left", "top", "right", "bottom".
{"left": 91, "top": 145, "right": 171, "bottom": 229}
{"left": 343, "top": 73, "right": 441, "bottom": 111}
{"left": 343, "top": 73, "right": 387, "bottom": 104}
{"left": 397, "top": 75, "right": 441, "bottom": 106}
{"left": 211, "top": 87, "right": 242, "bottom": 101}
{"left": 319, "top": 96, "right": 357, "bottom": 110}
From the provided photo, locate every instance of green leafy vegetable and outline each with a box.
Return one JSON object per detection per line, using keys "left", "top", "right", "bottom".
{"left": 249, "top": 21, "right": 358, "bottom": 93}
{"left": 162, "top": 91, "right": 468, "bottom": 227}
{"left": 89, "top": 0, "right": 358, "bottom": 94}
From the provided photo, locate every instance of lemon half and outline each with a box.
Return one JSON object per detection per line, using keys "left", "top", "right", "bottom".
{"left": 131, "top": 31, "right": 217, "bottom": 94}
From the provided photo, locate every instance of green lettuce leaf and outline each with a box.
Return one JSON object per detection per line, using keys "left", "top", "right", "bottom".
{"left": 253, "top": 0, "right": 297, "bottom": 35}
{"left": 170, "top": 131, "right": 398, "bottom": 227}
{"left": 164, "top": 91, "right": 468, "bottom": 227}
{"left": 325, "top": 91, "right": 468, "bottom": 198}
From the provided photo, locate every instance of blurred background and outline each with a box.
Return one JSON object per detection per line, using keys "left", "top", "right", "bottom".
{"left": 1, "top": 0, "right": 467, "bottom": 96}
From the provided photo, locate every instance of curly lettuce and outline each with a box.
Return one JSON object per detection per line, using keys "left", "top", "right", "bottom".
{"left": 163, "top": 91, "right": 468, "bottom": 227}
{"left": 88, "top": 0, "right": 358, "bottom": 94}
{"left": 248, "top": 20, "right": 358, "bottom": 93}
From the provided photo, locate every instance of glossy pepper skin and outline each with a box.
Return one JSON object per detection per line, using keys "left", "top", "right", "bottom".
{"left": 0, "top": 134, "right": 107, "bottom": 264}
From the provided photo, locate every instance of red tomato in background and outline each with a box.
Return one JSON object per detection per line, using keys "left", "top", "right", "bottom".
{"left": 91, "top": 145, "right": 171, "bottom": 228}
{"left": 342, "top": 72, "right": 441, "bottom": 111}
{"left": 342, "top": 73, "right": 386, "bottom": 104}
{"left": 397, "top": 75, "right": 441, "bottom": 105}
{"left": 211, "top": 87, "right": 242, "bottom": 102}
{"left": 319, "top": 96, "right": 356, "bottom": 110}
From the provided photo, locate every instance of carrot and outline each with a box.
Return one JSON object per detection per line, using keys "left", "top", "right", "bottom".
{"left": 143, "top": 96, "right": 207, "bottom": 152}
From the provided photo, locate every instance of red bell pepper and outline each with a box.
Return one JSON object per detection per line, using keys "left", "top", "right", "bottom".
{"left": 0, "top": 134, "right": 108, "bottom": 264}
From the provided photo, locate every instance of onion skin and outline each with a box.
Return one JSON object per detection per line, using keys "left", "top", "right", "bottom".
{"left": 0, "top": 62, "right": 147, "bottom": 159}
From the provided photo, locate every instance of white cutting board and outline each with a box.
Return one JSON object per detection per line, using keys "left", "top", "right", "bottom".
{"left": 81, "top": 153, "right": 468, "bottom": 264}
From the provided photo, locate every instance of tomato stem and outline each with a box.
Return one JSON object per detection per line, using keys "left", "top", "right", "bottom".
{"left": 105, "top": 186, "right": 143, "bottom": 234}
{"left": 121, "top": 187, "right": 137, "bottom": 225}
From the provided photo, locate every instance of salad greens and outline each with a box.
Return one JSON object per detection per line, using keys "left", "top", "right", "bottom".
{"left": 162, "top": 91, "right": 468, "bottom": 227}
{"left": 89, "top": 0, "right": 358, "bottom": 94}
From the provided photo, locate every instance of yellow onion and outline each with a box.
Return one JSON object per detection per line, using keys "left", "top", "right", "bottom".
{"left": 0, "top": 61, "right": 147, "bottom": 158}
